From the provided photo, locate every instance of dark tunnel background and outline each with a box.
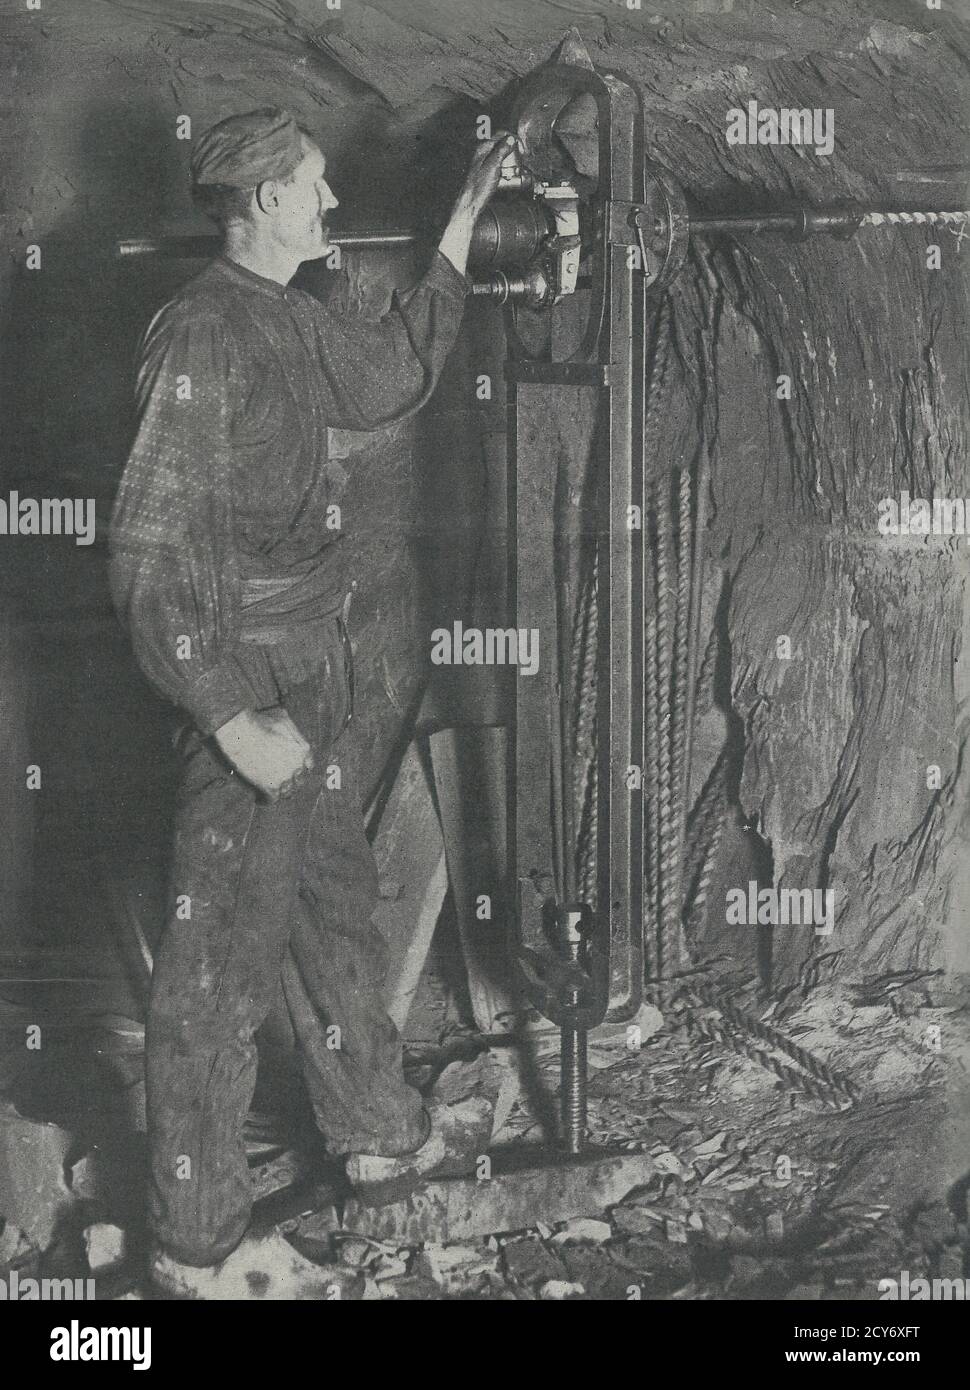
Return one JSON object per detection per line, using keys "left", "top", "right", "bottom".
{"left": 0, "top": 0, "right": 968, "bottom": 1033}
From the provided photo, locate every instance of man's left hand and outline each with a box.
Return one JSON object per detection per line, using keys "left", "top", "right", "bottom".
{"left": 438, "top": 133, "right": 517, "bottom": 276}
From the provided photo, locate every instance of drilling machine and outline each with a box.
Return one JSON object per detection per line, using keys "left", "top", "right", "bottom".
{"left": 115, "top": 36, "right": 969, "bottom": 1161}
{"left": 453, "top": 40, "right": 969, "bottom": 1156}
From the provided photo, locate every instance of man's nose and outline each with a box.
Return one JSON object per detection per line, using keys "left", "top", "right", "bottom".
{"left": 321, "top": 181, "right": 339, "bottom": 211}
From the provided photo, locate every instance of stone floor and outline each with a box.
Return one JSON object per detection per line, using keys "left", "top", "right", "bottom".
{"left": 1, "top": 960, "right": 968, "bottom": 1300}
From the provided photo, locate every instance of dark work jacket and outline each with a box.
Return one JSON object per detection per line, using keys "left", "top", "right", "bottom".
{"left": 109, "top": 250, "right": 468, "bottom": 733}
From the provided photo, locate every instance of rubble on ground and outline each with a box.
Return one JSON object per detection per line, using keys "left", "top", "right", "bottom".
{"left": 0, "top": 1102, "right": 76, "bottom": 1250}
{"left": 83, "top": 1221, "right": 127, "bottom": 1275}
{"left": 1, "top": 977, "right": 967, "bottom": 1299}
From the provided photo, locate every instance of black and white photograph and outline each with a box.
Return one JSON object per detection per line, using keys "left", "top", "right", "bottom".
{"left": 0, "top": 0, "right": 969, "bottom": 1344}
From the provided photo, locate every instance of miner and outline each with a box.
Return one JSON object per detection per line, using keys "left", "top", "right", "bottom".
{"left": 109, "top": 108, "right": 510, "bottom": 1288}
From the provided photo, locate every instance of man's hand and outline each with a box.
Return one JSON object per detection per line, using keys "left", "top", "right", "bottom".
{"left": 214, "top": 707, "right": 314, "bottom": 802}
{"left": 438, "top": 133, "right": 517, "bottom": 277}
{"left": 456, "top": 132, "right": 517, "bottom": 218}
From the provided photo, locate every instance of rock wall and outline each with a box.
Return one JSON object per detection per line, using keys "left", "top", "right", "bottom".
{"left": 0, "top": 0, "right": 967, "bottom": 989}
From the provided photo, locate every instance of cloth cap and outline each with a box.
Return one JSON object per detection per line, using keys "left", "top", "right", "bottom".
{"left": 191, "top": 108, "right": 305, "bottom": 188}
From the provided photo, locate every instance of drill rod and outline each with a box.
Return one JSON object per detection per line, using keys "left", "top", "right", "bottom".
{"left": 114, "top": 205, "right": 970, "bottom": 271}
{"left": 690, "top": 206, "right": 970, "bottom": 237}
{"left": 114, "top": 232, "right": 418, "bottom": 259}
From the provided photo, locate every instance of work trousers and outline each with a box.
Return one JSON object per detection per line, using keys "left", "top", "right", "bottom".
{"left": 145, "top": 618, "right": 426, "bottom": 1265}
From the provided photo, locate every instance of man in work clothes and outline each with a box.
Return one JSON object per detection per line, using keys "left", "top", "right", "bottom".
{"left": 110, "top": 108, "right": 511, "bottom": 1284}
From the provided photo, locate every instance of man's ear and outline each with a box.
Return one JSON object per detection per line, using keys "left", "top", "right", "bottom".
{"left": 254, "top": 180, "right": 280, "bottom": 215}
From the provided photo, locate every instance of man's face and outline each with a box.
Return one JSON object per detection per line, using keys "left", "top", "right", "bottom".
{"left": 270, "top": 137, "right": 339, "bottom": 260}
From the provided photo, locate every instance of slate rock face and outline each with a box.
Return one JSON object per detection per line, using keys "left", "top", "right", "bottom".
{"left": 0, "top": 0, "right": 967, "bottom": 988}
{"left": 670, "top": 172, "right": 970, "bottom": 985}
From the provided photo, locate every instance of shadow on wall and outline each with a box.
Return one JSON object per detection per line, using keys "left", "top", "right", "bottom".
{"left": 0, "top": 101, "right": 198, "bottom": 972}
{"left": 0, "top": 88, "right": 501, "bottom": 980}
{"left": 1, "top": 101, "right": 190, "bottom": 513}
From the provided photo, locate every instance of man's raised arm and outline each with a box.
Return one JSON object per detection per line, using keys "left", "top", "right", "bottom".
{"left": 299, "top": 134, "right": 514, "bottom": 433}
